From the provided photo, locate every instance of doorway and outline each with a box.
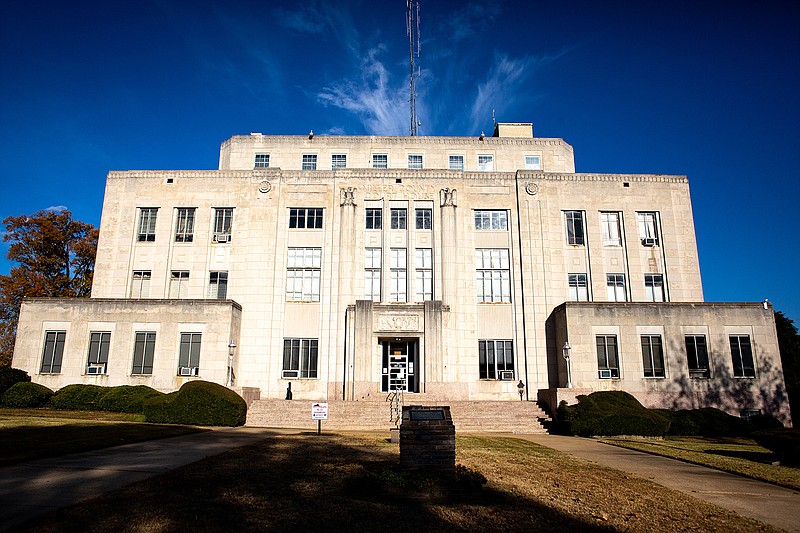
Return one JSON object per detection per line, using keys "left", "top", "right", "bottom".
{"left": 380, "top": 339, "right": 419, "bottom": 393}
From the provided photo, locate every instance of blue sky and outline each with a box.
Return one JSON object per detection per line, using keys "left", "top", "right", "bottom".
{"left": 1, "top": 1, "right": 799, "bottom": 320}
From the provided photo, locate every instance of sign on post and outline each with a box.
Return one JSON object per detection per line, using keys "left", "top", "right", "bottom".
{"left": 311, "top": 402, "right": 328, "bottom": 435}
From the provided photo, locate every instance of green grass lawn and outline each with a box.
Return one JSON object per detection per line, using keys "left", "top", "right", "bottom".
{"left": 601, "top": 436, "right": 800, "bottom": 490}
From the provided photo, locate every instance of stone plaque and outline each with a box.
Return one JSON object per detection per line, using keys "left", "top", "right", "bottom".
{"left": 410, "top": 409, "right": 444, "bottom": 420}
{"left": 377, "top": 315, "right": 419, "bottom": 331}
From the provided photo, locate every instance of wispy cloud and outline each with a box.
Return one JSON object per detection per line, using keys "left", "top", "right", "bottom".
{"left": 447, "top": 3, "right": 502, "bottom": 43}
{"left": 44, "top": 205, "right": 68, "bottom": 213}
{"left": 274, "top": 2, "right": 360, "bottom": 57}
{"left": 274, "top": 4, "right": 328, "bottom": 34}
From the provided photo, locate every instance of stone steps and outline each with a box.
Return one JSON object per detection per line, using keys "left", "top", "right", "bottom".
{"left": 246, "top": 399, "right": 550, "bottom": 434}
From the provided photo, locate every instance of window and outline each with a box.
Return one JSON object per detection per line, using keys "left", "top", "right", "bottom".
{"left": 283, "top": 338, "right": 318, "bottom": 378}
{"left": 730, "top": 335, "right": 756, "bottom": 378}
{"left": 644, "top": 274, "right": 665, "bottom": 302}
{"left": 477, "top": 154, "right": 494, "bottom": 171}
{"left": 408, "top": 154, "right": 423, "bottom": 169}
{"left": 130, "top": 271, "right": 151, "bottom": 299}
{"left": 365, "top": 208, "right": 382, "bottom": 229}
{"left": 564, "top": 211, "right": 585, "bottom": 245}
{"left": 641, "top": 335, "right": 666, "bottom": 378}
{"left": 302, "top": 154, "right": 317, "bottom": 170}
{"left": 208, "top": 271, "right": 228, "bottom": 299}
{"left": 40, "top": 331, "right": 65, "bottom": 373}
{"left": 600, "top": 212, "right": 621, "bottom": 246}
{"left": 607, "top": 274, "right": 627, "bottom": 302}
{"left": 86, "top": 332, "right": 111, "bottom": 373}
{"left": 213, "top": 208, "right": 233, "bottom": 242}
{"left": 637, "top": 212, "right": 659, "bottom": 246}
{"left": 254, "top": 154, "right": 270, "bottom": 168}
{"left": 177, "top": 333, "right": 201, "bottom": 376}
{"left": 137, "top": 208, "right": 158, "bottom": 242}
{"left": 525, "top": 155, "right": 541, "bottom": 170}
{"left": 372, "top": 153, "right": 388, "bottom": 169}
{"left": 289, "top": 208, "right": 323, "bottom": 229}
{"left": 415, "top": 208, "right": 432, "bottom": 230}
{"left": 169, "top": 271, "right": 190, "bottom": 298}
{"left": 596, "top": 335, "right": 620, "bottom": 378}
{"left": 474, "top": 210, "right": 508, "bottom": 230}
{"left": 389, "top": 248, "right": 407, "bottom": 302}
{"left": 175, "top": 208, "right": 195, "bottom": 242}
{"left": 131, "top": 332, "right": 156, "bottom": 375}
{"left": 331, "top": 154, "right": 347, "bottom": 169}
{"left": 365, "top": 248, "right": 381, "bottom": 301}
{"left": 478, "top": 340, "right": 514, "bottom": 380}
{"left": 475, "top": 249, "right": 511, "bottom": 303}
{"left": 390, "top": 208, "right": 407, "bottom": 229}
{"left": 286, "top": 248, "right": 321, "bottom": 301}
{"left": 685, "top": 335, "right": 710, "bottom": 378}
{"left": 449, "top": 155, "right": 464, "bottom": 170}
{"left": 568, "top": 273, "right": 589, "bottom": 302}
{"left": 415, "top": 248, "right": 433, "bottom": 302}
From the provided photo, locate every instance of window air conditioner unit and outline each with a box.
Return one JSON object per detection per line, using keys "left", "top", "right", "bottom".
{"left": 87, "top": 364, "right": 105, "bottom": 375}
{"left": 498, "top": 370, "right": 515, "bottom": 381}
{"left": 214, "top": 233, "right": 231, "bottom": 243}
{"left": 642, "top": 237, "right": 657, "bottom": 247}
{"left": 282, "top": 370, "right": 299, "bottom": 379}
{"left": 179, "top": 366, "right": 199, "bottom": 377}
{"left": 598, "top": 369, "right": 612, "bottom": 379}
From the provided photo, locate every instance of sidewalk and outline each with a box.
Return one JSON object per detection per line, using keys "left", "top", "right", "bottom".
{"left": 0, "top": 427, "right": 295, "bottom": 531}
{"left": 517, "top": 434, "right": 800, "bottom": 533}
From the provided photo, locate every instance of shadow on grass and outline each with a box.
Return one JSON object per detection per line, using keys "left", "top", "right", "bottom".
{"left": 704, "top": 449, "right": 778, "bottom": 464}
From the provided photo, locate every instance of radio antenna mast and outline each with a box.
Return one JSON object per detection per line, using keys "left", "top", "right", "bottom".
{"left": 407, "top": 0, "right": 420, "bottom": 136}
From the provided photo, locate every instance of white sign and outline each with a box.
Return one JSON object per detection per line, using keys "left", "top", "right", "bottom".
{"left": 311, "top": 402, "right": 328, "bottom": 420}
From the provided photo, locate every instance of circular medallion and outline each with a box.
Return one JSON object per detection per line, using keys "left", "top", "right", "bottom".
{"left": 258, "top": 180, "right": 272, "bottom": 193}
{"left": 525, "top": 182, "right": 539, "bottom": 195}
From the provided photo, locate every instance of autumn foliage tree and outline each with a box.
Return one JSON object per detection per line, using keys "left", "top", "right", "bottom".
{"left": 0, "top": 209, "right": 98, "bottom": 366}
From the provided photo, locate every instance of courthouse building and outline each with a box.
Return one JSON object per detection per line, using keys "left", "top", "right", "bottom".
{"left": 12, "top": 123, "right": 791, "bottom": 424}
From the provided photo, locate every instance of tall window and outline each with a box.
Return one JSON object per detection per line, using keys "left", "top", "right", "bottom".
{"left": 137, "top": 208, "right": 158, "bottom": 242}
{"left": 213, "top": 208, "right": 233, "bottom": 242}
{"left": 365, "top": 248, "right": 381, "bottom": 301}
{"left": 331, "top": 154, "right": 347, "bottom": 169}
{"left": 478, "top": 340, "right": 514, "bottom": 380}
{"left": 607, "top": 274, "right": 627, "bottom": 302}
{"left": 130, "top": 271, "right": 151, "bottom": 299}
{"left": 449, "top": 155, "right": 464, "bottom": 170}
{"left": 644, "top": 274, "right": 665, "bottom": 302}
{"left": 641, "top": 335, "right": 665, "bottom": 378}
{"left": 415, "top": 248, "right": 433, "bottom": 302}
{"left": 372, "top": 153, "right": 388, "bottom": 169}
{"left": 302, "top": 154, "right": 317, "bottom": 170}
{"left": 568, "top": 273, "right": 589, "bottom": 302}
{"left": 40, "top": 331, "right": 66, "bottom": 373}
{"left": 408, "top": 154, "right": 423, "bottom": 169}
{"left": 289, "top": 208, "right": 323, "bottom": 229}
{"left": 730, "top": 335, "right": 756, "bottom": 378}
{"left": 525, "top": 155, "right": 541, "bottom": 170}
{"left": 415, "top": 208, "right": 432, "bottom": 230}
{"left": 477, "top": 154, "right": 494, "bottom": 171}
{"left": 208, "top": 271, "right": 228, "bottom": 299}
{"left": 169, "top": 271, "right": 190, "bottom": 298}
{"left": 177, "top": 333, "right": 201, "bottom": 376}
{"left": 600, "top": 212, "right": 621, "bottom": 246}
{"left": 390, "top": 208, "right": 407, "bottom": 229}
{"left": 254, "top": 154, "right": 270, "bottom": 168}
{"left": 637, "top": 212, "right": 659, "bottom": 246}
{"left": 175, "top": 208, "right": 195, "bottom": 242}
{"left": 474, "top": 210, "right": 508, "bottom": 230}
{"left": 286, "top": 248, "right": 321, "bottom": 301}
{"left": 564, "top": 211, "right": 585, "bottom": 245}
{"left": 365, "top": 208, "right": 382, "bottom": 229}
{"left": 131, "top": 332, "right": 156, "bottom": 375}
{"left": 86, "top": 332, "right": 111, "bottom": 373}
{"left": 389, "top": 248, "right": 407, "bottom": 302}
{"left": 475, "top": 249, "right": 511, "bottom": 303}
{"left": 282, "top": 338, "right": 318, "bottom": 378}
{"left": 596, "top": 335, "right": 620, "bottom": 378}
{"left": 685, "top": 335, "right": 710, "bottom": 378}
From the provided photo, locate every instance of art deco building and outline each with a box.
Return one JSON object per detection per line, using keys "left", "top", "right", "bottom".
{"left": 12, "top": 123, "right": 791, "bottom": 424}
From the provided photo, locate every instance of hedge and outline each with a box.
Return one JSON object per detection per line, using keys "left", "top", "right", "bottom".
{"left": 752, "top": 429, "right": 800, "bottom": 465}
{"left": 654, "top": 408, "right": 752, "bottom": 437}
{"left": 557, "top": 391, "right": 670, "bottom": 437}
{"left": 143, "top": 381, "right": 246, "bottom": 426}
{"left": 96, "top": 385, "right": 164, "bottom": 413}
{"left": 0, "top": 382, "right": 54, "bottom": 408}
{"left": 0, "top": 367, "right": 31, "bottom": 396}
{"left": 50, "top": 384, "right": 108, "bottom": 410}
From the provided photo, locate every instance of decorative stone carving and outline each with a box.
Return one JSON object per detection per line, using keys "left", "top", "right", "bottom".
{"left": 258, "top": 180, "right": 272, "bottom": 193}
{"left": 525, "top": 182, "right": 539, "bottom": 195}
{"left": 440, "top": 188, "right": 457, "bottom": 207}
{"left": 377, "top": 315, "right": 419, "bottom": 331}
{"left": 340, "top": 187, "right": 357, "bottom": 206}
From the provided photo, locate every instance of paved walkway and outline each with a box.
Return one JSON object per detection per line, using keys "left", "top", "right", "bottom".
{"left": 517, "top": 434, "right": 800, "bottom": 532}
{"left": 0, "top": 427, "right": 295, "bottom": 531}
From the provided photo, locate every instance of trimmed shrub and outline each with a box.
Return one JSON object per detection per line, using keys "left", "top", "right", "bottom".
{"left": 143, "top": 381, "right": 246, "bottom": 426}
{"left": 50, "top": 384, "right": 107, "bottom": 410}
{"left": 752, "top": 429, "right": 800, "bottom": 465}
{"left": 748, "top": 414, "right": 784, "bottom": 431}
{"left": 1, "top": 382, "right": 54, "bottom": 408}
{"left": 97, "top": 385, "right": 164, "bottom": 413}
{"left": 558, "top": 391, "right": 670, "bottom": 437}
{"left": 0, "top": 367, "right": 31, "bottom": 396}
{"left": 654, "top": 408, "right": 751, "bottom": 437}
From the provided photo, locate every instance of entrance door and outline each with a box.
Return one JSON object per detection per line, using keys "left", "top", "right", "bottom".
{"left": 381, "top": 339, "right": 419, "bottom": 393}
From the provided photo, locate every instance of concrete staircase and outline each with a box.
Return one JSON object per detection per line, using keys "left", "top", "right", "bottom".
{"left": 246, "top": 399, "right": 550, "bottom": 434}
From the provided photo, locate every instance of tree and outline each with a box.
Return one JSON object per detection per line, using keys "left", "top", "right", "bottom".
{"left": 775, "top": 311, "right": 800, "bottom": 423}
{"left": 0, "top": 209, "right": 98, "bottom": 366}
